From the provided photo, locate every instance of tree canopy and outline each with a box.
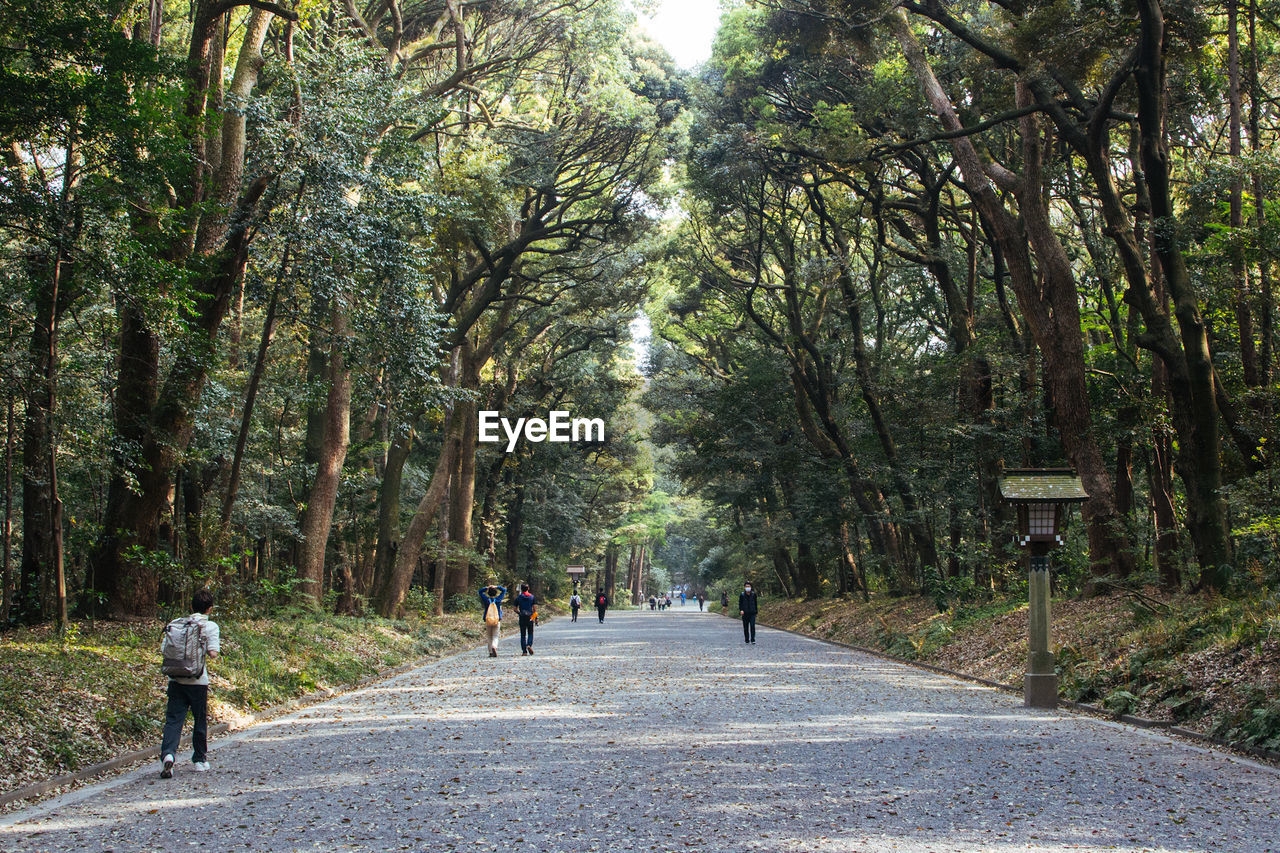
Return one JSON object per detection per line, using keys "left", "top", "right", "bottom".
{"left": 1, "top": 0, "right": 1278, "bottom": 628}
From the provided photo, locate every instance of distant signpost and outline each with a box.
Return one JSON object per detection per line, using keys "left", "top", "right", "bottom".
{"left": 566, "top": 565, "right": 585, "bottom": 587}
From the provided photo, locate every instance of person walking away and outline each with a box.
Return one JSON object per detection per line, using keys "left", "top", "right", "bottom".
{"left": 720, "top": 590, "right": 728, "bottom": 613}
{"left": 680, "top": 591, "right": 686, "bottom": 606}
{"left": 570, "top": 591, "right": 581, "bottom": 622}
{"left": 596, "top": 589, "right": 609, "bottom": 623}
{"left": 516, "top": 584, "right": 537, "bottom": 655}
{"left": 739, "top": 582, "right": 759, "bottom": 644}
{"left": 697, "top": 594, "right": 704, "bottom": 611}
{"left": 159, "top": 589, "right": 221, "bottom": 778}
{"left": 479, "top": 582, "right": 507, "bottom": 657}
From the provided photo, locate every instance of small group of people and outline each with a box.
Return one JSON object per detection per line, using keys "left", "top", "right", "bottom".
{"left": 479, "top": 581, "right": 538, "bottom": 656}
{"left": 648, "top": 594, "right": 672, "bottom": 610}
{"left": 568, "top": 589, "right": 610, "bottom": 622}
{"left": 479, "top": 582, "right": 612, "bottom": 657}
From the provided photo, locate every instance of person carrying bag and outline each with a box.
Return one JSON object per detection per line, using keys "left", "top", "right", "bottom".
{"left": 478, "top": 582, "right": 507, "bottom": 658}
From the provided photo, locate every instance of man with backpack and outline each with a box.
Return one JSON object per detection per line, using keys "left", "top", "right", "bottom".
{"left": 479, "top": 581, "right": 507, "bottom": 657}
{"left": 595, "top": 589, "right": 609, "bottom": 623}
{"left": 569, "top": 591, "right": 581, "bottom": 622}
{"left": 159, "top": 589, "right": 221, "bottom": 778}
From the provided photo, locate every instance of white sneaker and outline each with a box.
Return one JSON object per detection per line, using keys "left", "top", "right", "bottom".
{"left": 160, "top": 754, "right": 175, "bottom": 779}
{"left": 193, "top": 761, "right": 210, "bottom": 772}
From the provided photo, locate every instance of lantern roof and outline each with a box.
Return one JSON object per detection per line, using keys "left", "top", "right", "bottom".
{"left": 998, "top": 468, "right": 1089, "bottom": 503}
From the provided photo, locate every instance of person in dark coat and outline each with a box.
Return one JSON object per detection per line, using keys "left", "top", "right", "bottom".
{"left": 738, "top": 582, "right": 759, "bottom": 644}
{"left": 515, "top": 584, "right": 537, "bottom": 655}
{"left": 595, "top": 589, "right": 609, "bottom": 623}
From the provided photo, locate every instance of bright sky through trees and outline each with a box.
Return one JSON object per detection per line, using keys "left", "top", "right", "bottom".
{"left": 635, "top": 0, "right": 722, "bottom": 68}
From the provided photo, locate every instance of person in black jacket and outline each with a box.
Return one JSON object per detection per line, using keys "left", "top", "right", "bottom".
{"left": 738, "top": 582, "right": 759, "bottom": 644}
{"left": 595, "top": 589, "right": 609, "bottom": 623}
{"left": 515, "top": 584, "right": 537, "bottom": 655}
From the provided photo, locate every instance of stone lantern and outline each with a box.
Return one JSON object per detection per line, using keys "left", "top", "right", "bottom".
{"left": 998, "top": 468, "right": 1089, "bottom": 708}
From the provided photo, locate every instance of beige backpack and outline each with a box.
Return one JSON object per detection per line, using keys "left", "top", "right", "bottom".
{"left": 484, "top": 601, "right": 499, "bottom": 627}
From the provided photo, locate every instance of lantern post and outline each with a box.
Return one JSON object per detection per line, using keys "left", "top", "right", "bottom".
{"left": 998, "top": 469, "right": 1088, "bottom": 708}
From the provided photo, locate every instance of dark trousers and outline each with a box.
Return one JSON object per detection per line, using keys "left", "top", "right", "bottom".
{"left": 742, "top": 613, "right": 757, "bottom": 643}
{"left": 161, "top": 681, "right": 209, "bottom": 762}
{"left": 571, "top": 606, "right": 579, "bottom": 622}
{"left": 597, "top": 607, "right": 606, "bottom": 623}
{"left": 519, "top": 615, "right": 534, "bottom": 651}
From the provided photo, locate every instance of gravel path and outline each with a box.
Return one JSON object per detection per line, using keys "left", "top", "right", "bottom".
{"left": 2, "top": 608, "right": 1277, "bottom": 852}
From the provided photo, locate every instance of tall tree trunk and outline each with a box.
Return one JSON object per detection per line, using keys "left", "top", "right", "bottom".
{"left": 505, "top": 470, "right": 525, "bottom": 578}
{"left": 373, "top": 417, "right": 462, "bottom": 617}
{"left": 831, "top": 240, "right": 940, "bottom": 577}
{"left": 629, "top": 544, "right": 642, "bottom": 604}
{"left": 475, "top": 456, "right": 504, "bottom": 575}
{"left": 369, "top": 417, "right": 416, "bottom": 600}
{"left": 890, "top": 14, "right": 1135, "bottom": 584}
{"left": 839, "top": 518, "right": 868, "bottom": 602}
{"left": 220, "top": 174, "right": 303, "bottom": 543}
{"left": 433, "top": 482, "right": 450, "bottom": 617}
{"left": 788, "top": 366, "right": 906, "bottom": 576}
{"left": 1228, "top": 0, "right": 1259, "bottom": 387}
{"left": 767, "top": 546, "right": 793, "bottom": 598}
{"left": 296, "top": 311, "right": 352, "bottom": 608}
{"left": 47, "top": 250, "right": 67, "bottom": 633}
{"left": 1133, "top": 0, "right": 1232, "bottom": 586}
{"left": 603, "top": 543, "right": 617, "bottom": 600}
{"left": 93, "top": 10, "right": 276, "bottom": 616}
{"left": 1250, "top": 0, "right": 1273, "bottom": 384}
{"left": 1151, "top": 421, "right": 1181, "bottom": 590}
{"left": 445, "top": 401, "right": 477, "bottom": 599}
{"left": 219, "top": 280, "right": 281, "bottom": 539}
{"left": 19, "top": 284, "right": 56, "bottom": 623}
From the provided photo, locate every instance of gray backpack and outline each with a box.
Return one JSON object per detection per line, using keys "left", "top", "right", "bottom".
{"left": 161, "top": 616, "right": 206, "bottom": 679}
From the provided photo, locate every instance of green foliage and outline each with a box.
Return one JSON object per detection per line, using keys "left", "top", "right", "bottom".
{"left": 444, "top": 593, "right": 477, "bottom": 615}
{"left": 402, "top": 588, "right": 437, "bottom": 619}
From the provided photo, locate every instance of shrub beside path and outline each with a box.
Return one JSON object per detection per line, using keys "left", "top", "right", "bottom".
{"left": 2, "top": 608, "right": 1277, "bottom": 852}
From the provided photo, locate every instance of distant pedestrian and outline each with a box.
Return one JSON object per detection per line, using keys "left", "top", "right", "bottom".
{"left": 649, "top": 595, "right": 657, "bottom": 610}
{"left": 680, "top": 591, "right": 686, "bottom": 606}
{"left": 720, "top": 591, "right": 728, "bottom": 612}
{"left": 479, "top": 581, "right": 507, "bottom": 657}
{"left": 739, "top": 582, "right": 759, "bottom": 644}
{"left": 570, "top": 592, "right": 581, "bottom": 622}
{"left": 516, "top": 584, "right": 537, "bottom": 655}
{"left": 159, "top": 589, "right": 221, "bottom": 778}
{"left": 697, "top": 594, "right": 704, "bottom": 611}
{"left": 595, "top": 589, "right": 609, "bottom": 623}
